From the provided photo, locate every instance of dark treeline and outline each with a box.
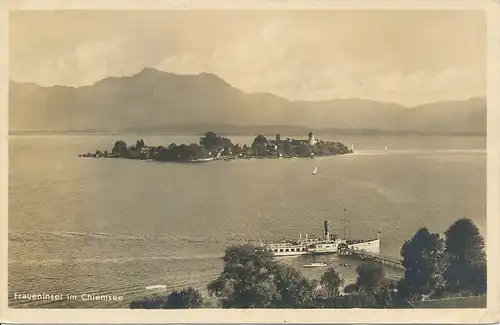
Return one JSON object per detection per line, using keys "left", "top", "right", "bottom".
{"left": 81, "top": 131, "right": 352, "bottom": 161}
{"left": 130, "top": 218, "right": 486, "bottom": 309}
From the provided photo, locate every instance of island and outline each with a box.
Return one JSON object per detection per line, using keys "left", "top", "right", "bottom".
{"left": 79, "top": 131, "right": 353, "bottom": 162}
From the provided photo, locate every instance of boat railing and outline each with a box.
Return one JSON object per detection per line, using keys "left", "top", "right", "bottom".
{"left": 267, "top": 238, "right": 302, "bottom": 246}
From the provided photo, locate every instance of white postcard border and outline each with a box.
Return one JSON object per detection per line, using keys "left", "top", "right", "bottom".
{"left": 0, "top": 0, "right": 498, "bottom": 323}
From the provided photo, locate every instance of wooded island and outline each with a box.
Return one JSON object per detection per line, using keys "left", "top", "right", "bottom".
{"left": 79, "top": 131, "right": 353, "bottom": 162}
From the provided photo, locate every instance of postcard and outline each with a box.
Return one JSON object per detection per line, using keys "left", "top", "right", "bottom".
{"left": 1, "top": 0, "right": 499, "bottom": 323}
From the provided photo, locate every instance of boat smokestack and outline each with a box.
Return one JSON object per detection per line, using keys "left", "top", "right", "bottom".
{"left": 324, "top": 220, "right": 329, "bottom": 239}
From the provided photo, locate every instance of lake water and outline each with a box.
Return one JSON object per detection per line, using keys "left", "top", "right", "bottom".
{"left": 8, "top": 134, "right": 486, "bottom": 308}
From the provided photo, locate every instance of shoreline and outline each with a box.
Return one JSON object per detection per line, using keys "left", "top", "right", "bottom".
{"left": 78, "top": 153, "right": 351, "bottom": 162}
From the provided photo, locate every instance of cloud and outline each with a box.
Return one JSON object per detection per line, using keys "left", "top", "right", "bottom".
{"left": 10, "top": 10, "right": 486, "bottom": 105}
{"left": 156, "top": 15, "right": 485, "bottom": 106}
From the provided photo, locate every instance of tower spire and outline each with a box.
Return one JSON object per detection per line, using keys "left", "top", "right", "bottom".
{"left": 343, "top": 208, "right": 348, "bottom": 240}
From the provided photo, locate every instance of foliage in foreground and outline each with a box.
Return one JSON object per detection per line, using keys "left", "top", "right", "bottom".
{"left": 129, "top": 218, "right": 486, "bottom": 309}
{"left": 397, "top": 218, "right": 486, "bottom": 301}
{"left": 129, "top": 286, "right": 203, "bottom": 309}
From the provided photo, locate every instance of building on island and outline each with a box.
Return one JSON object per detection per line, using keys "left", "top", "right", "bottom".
{"left": 268, "top": 132, "right": 318, "bottom": 148}
{"left": 250, "top": 131, "right": 319, "bottom": 157}
{"left": 249, "top": 132, "right": 317, "bottom": 157}
{"left": 140, "top": 146, "right": 158, "bottom": 158}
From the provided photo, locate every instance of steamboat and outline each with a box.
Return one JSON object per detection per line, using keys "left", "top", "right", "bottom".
{"left": 264, "top": 220, "right": 380, "bottom": 257}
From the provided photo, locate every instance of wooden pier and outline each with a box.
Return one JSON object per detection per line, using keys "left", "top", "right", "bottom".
{"left": 341, "top": 249, "right": 405, "bottom": 270}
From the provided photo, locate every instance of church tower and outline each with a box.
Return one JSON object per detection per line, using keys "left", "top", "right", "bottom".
{"left": 308, "top": 132, "right": 315, "bottom": 147}
{"left": 308, "top": 132, "right": 315, "bottom": 155}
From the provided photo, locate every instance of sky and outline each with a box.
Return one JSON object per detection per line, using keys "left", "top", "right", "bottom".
{"left": 9, "top": 10, "right": 486, "bottom": 106}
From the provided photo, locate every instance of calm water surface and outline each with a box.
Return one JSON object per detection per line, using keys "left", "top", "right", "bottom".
{"left": 8, "top": 135, "right": 486, "bottom": 308}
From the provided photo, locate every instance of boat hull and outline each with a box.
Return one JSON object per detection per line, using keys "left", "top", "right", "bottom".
{"left": 266, "top": 238, "right": 380, "bottom": 257}
{"left": 263, "top": 220, "right": 381, "bottom": 257}
{"left": 347, "top": 239, "right": 380, "bottom": 255}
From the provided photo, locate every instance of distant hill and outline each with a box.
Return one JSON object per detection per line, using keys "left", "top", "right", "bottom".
{"left": 9, "top": 67, "right": 486, "bottom": 135}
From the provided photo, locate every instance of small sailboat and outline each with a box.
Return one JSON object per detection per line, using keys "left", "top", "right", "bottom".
{"left": 312, "top": 166, "right": 318, "bottom": 175}
{"left": 351, "top": 144, "right": 354, "bottom": 151}
{"left": 303, "top": 262, "right": 327, "bottom": 268}
{"left": 145, "top": 284, "right": 168, "bottom": 291}
{"left": 385, "top": 146, "right": 388, "bottom": 151}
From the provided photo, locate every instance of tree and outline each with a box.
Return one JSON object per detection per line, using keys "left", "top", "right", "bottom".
{"left": 444, "top": 218, "right": 486, "bottom": 295}
{"left": 332, "top": 289, "right": 377, "bottom": 308}
{"left": 273, "top": 265, "right": 314, "bottom": 307}
{"left": 343, "top": 283, "right": 359, "bottom": 294}
{"left": 129, "top": 293, "right": 166, "bottom": 309}
{"left": 251, "top": 135, "right": 269, "bottom": 156}
{"left": 200, "top": 131, "right": 233, "bottom": 150}
{"left": 207, "top": 244, "right": 280, "bottom": 308}
{"left": 399, "top": 228, "right": 444, "bottom": 300}
{"left": 129, "top": 288, "right": 203, "bottom": 309}
{"left": 164, "top": 287, "right": 203, "bottom": 309}
{"left": 136, "top": 139, "right": 146, "bottom": 150}
{"left": 232, "top": 144, "right": 243, "bottom": 156}
{"left": 283, "top": 141, "right": 293, "bottom": 156}
{"left": 473, "top": 262, "right": 487, "bottom": 294}
{"left": 196, "top": 145, "right": 209, "bottom": 159}
{"left": 355, "top": 263, "right": 392, "bottom": 307}
{"left": 295, "top": 144, "right": 309, "bottom": 157}
{"left": 373, "top": 279, "right": 394, "bottom": 308}
{"left": 320, "top": 267, "right": 344, "bottom": 298}
{"left": 355, "top": 263, "right": 386, "bottom": 293}
{"left": 153, "top": 142, "right": 209, "bottom": 161}
{"left": 112, "top": 140, "right": 129, "bottom": 157}
{"left": 200, "top": 131, "right": 217, "bottom": 149}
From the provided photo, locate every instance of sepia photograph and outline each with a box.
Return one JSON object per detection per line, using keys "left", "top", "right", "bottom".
{"left": 2, "top": 0, "right": 499, "bottom": 323}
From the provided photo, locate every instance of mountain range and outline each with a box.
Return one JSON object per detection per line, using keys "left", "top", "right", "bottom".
{"left": 9, "top": 67, "right": 486, "bottom": 136}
